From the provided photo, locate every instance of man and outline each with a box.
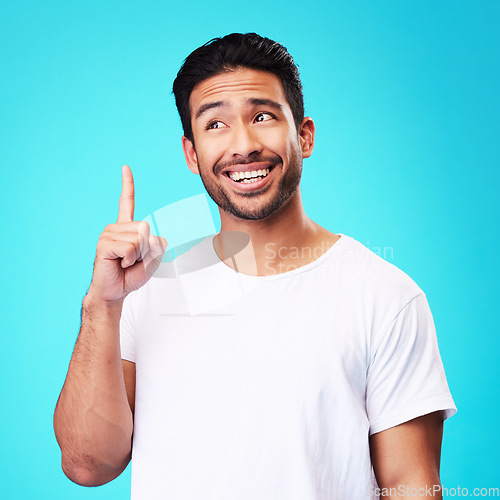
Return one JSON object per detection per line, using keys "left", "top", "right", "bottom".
{"left": 54, "top": 33, "right": 456, "bottom": 499}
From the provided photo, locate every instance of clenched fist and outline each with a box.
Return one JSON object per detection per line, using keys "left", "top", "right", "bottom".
{"left": 87, "top": 165, "right": 167, "bottom": 305}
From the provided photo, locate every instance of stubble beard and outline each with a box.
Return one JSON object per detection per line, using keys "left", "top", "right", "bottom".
{"left": 197, "top": 149, "right": 303, "bottom": 221}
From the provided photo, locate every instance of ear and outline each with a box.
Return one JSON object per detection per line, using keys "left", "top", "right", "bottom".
{"left": 182, "top": 136, "right": 199, "bottom": 174}
{"left": 298, "top": 117, "right": 315, "bottom": 159}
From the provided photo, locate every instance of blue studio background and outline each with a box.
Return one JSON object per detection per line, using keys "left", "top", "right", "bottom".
{"left": 1, "top": 0, "right": 499, "bottom": 497}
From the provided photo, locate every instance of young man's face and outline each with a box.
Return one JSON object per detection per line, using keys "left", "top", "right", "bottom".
{"left": 182, "top": 68, "right": 314, "bottom": 221}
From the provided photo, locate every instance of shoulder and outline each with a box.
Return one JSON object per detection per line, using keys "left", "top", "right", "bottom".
{"left": 322, "top": 234, "right": 425, "bottom": 323}
{"left": 331, "top": 234, "right": 421, "bottom": 292}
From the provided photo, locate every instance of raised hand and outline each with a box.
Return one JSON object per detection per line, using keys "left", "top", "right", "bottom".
{"left": 87, "top": 165, "right": 167, "bottom": 305}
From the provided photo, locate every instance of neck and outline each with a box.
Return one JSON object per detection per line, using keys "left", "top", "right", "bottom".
{"left": 216, "top": 189, "right": 339, "bottom": 276}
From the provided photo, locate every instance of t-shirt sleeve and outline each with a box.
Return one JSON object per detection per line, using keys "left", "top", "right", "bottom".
{"left": 366, "top": 292, "right": 456, "bottom": 435}
{"left": 119, "top": 291, "right": 137, "bottom": 363}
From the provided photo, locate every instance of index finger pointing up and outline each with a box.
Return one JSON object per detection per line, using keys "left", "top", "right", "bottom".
{"left": 117, "top": 165, "right": 135, "bottom": 223}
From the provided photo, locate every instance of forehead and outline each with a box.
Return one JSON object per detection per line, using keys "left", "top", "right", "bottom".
{"left": 189, "top": 68, "right": 288, "bottom": 113}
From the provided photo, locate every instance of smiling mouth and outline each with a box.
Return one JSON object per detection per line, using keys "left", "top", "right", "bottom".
{"left": 226, "top": 167, "right": 273, "bottom": 184}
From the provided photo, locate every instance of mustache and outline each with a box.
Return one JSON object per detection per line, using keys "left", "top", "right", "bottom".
{"left": 214, "top": 153, "right": 282, "bottom": 176}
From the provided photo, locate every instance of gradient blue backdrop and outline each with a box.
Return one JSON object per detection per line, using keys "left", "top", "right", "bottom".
{"left": 1, "top": 0, "right": 498, "bottom": 497}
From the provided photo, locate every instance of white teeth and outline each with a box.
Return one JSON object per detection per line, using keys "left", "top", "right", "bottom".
{"left": 229, "top": 167, "right": 271, "bottom": 182}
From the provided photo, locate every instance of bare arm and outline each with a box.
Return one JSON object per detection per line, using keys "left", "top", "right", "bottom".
{"left": 54, "top": 166, "right": 165, "bottom": 486}
{"left": 122, "top": 359, "right": 136, "bottom": 414}
{"left": 54, "top": 297, "right": 133, "bottom": 486}
{"left": 370, "top": 411, "right": 445, "bottom": 499}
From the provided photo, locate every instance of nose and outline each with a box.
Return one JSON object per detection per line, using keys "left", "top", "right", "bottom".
{"left": 230, "top": 123, "right": 263, "bottom": 158}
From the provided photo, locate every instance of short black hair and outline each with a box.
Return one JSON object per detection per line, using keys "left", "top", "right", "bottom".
{"left": 172, "top": 33, "right": 304, "bottom": 143}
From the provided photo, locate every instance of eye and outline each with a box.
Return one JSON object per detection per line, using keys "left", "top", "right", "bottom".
{"left": 206, "top": 120, "right": 227, "bottom": 130}
{"left": 254, "top": 112, "right": 274, "bottom": 123}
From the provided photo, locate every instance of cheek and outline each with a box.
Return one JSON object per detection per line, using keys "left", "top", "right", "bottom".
{"left": 258, "top": 128, "right": 291, "bottom": 154}
{"left": 195, "top": 136, "right": 221, "bottom": 157}
{"left": 195, "top": 140, "right": 227, "bottom": 172}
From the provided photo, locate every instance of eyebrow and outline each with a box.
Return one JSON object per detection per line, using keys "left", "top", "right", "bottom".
{"left": 247, "top": 98, "right": 283, "bottom": 111}
{"left": 194, "top": 97, "right": 284, "bottom": 120}
{"left": 195, "top": 100, "right": 228, "bottom": 119}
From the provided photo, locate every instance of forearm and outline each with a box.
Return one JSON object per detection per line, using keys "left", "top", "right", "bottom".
{"left": 370, "top": 413, "right": 445, "bottom": 499}
{"left": 54, "top": 293, "right": 133, "bottom": 486}
{"left": 376, "top": 477, "right": 443, "bottom": 499}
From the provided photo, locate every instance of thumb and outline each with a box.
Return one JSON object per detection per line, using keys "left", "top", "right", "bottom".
{"left": 142, "top": 235, "right": 168, "bottom": 277}
{"left": 149, "top": 235, "right": 168, "bottom": 255}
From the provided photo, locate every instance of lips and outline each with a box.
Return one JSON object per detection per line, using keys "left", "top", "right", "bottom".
{"left": 228, "top": 166, "right": 270, "bottom": 182}
{"left": 221, "top": 162, "right": 275, "bottom": 176}
{"left": 222, "top": 164, "right": 277, "bottom": 191}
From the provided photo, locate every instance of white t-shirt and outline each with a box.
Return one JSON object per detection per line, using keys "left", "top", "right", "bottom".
{"left": 120, "top": 233, "right": 456, "bottom": 500}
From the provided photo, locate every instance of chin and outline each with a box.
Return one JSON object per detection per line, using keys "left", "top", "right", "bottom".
{"left": 223, "top": 193, "right": 295, "bottom": 221}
